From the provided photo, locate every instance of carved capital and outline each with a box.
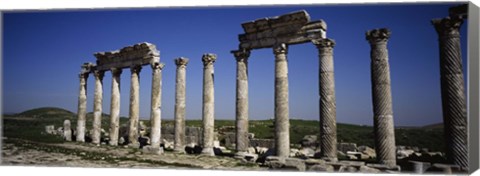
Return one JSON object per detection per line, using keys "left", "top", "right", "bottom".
{"left": 130, "top": 65, "right": 142, "bottom": 74}
{"left": 111, "top": 68, "right": 123, "bottom": 77}
{"left": 366, "top": 28, "right": 391, "bottom": 44}
{"left": 80, "top": 62, "right": 94, "bottom": 74}
{"left": 93, "top": 70, "right": 105, "bottom": 80}
{"left": 432, "top": 16, "right": 463, "bottom": 38}
{"left": 151, "top": 61, "right": 165, "bottom": 70}
{"left": 202, "top": 53, "right": 217, "bottom": 66}
{"left": 312, "top": 38, "right": 336, "bottom": 49}
{"left": 273, "top": 43, "right": 288, "bottom": 55}
{"left": 175, "top": 57, "right": 189, "bottom": 67}
{"left": 232, "top": 49, "right": 251, "bottom": 62}
{"left": 79, "top": 73, "right": 89, "bottom": 79}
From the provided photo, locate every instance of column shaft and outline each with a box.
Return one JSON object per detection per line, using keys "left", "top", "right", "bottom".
{"left": 174, "top": 58, "right": 189, "bottom": 152}
{"left": 314, "top": 39, "right": 337, "bottom": 161}
{"left": 76, "top": 73, "right": 88, "bottom": 142}
{"left": 109, "top": 68, "right": 122, "bottom": 146}
{"left": 273, "top": 44, "right": 290, "bottom": 158}
{"left": 366, "top": 28, "right": 396, "bottom": 167}
{"left": 432, "top": 17, "right": 468, "bottom": 168}
{"left": 201, "top": 53, "right": 217, "bottom": 156}
{"left": 150, "top": 61, "right": 164, "bottom": 148}
{"left": 128, "top": 66, "right": 142, "bottom": 146}
{"left": 233, "top": 50, "right": 250, "bottom": 154}
{"left": 92, "top": 70, "right": 104, "bottom": 144}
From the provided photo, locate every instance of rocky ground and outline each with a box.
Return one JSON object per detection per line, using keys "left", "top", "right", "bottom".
{"left": 1, "top": 137, "right": 265, "bottom": 170}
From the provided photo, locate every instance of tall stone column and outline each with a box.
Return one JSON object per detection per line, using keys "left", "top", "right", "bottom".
{"left": 273, "top": 43, "right": 290, "bottom": 158}
{"left": 92, "top": 70, "right": 105, "bottom": 144}
{"left": 109, "top": 68, "right": 122, "bottom": 146}
{"left": 432, "top": 17, "right": 468, "bottom": 168}
{"left": 76, "top": 72, "right": 89, "bottom": 142}
{"left": 232, "top": 49, "right": 251, "bottom": 154}
{"left": 313, "top": 38, "right": 338, "bottom": 162}
{"left": 366, "top": 28, "right": 396, "bottom": 167}
{"left": 174, "top": 58, "right": 189, "bottom": 153}
{"left": 150, "top": 61, "right": 165, "bottom": 149}
{"left": 201, "top": 53, "right": 217, "bottom": 156}
{"left": 128, "top": 65, "right": 142, "bottom": 147}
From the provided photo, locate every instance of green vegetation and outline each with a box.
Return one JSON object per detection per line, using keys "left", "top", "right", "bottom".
{"left": 3, "top": 107, "right": 445, "bottom": 152}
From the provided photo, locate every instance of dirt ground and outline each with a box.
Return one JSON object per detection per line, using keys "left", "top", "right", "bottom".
{"left": 1, "top": 138, "right": 266, "bottom": 171}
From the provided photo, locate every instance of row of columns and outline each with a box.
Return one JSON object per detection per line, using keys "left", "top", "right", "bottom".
{"left": 76, "top": 60, "right": 165, "bottom": 150}
{"left": 76, "top": 54, "right": 220, "bottom": 156}
{"left": 231, "top": 31, "right": 397, "bottom": 166}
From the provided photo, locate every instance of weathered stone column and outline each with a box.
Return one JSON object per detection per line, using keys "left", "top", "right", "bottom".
{"left": 313, "top": 38, "right": 338, "bottom": 162}
{"left": 366, "top": 28, "right": 396, "bottom": 167}
{"left": 128, "top": 65, "right": 142, "bottom": 147}
{"left": 273, "top": 43, "right": 290, "bottom": 158}
{"left": 109, "top": 68, "right": 122, "bottom": 146}
{"left": 64, "top": 119, "right": 72, "bottom": 141}
{"left": 92, "top": 70, "right": 105, "bottom": 144}
{"left": 232, "top": 49, "right": 251, "bottom": 154}
{"left": 150, "top": 61, "right": 165, "bottom": 149}
{"left": 432, "top": 17, "right": 468, "bottom": 168}
{"left": 76, "top": 65, "right": 90, "bottom": 142}
{"left": 201, "top": 53, "right": 217, "bottom": 156}
{"left": 174, "top": 58, "right": 189, "bottom": 153}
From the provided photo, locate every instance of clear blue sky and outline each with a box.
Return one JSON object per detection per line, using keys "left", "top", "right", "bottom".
{"left": 2, "top": 2, "right": 468, "bottom": 126}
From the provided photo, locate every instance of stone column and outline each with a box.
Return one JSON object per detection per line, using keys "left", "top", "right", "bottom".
{"left": 128, "top": 65, "right": 142, "bottom": 147}
{"left": 76, "top": 72, "right": 89, "bottom": 142}
{"left": 92, "top": 70, "right": 105, "bottom": 145}
{"left": 201, "top": 53, "right": 217, "bottom": 156}
{"left": 109, "top": 68, "right": 122, "bottom": 146}
{"left": 366, "top": 28, "right": 396, "bottom": 167}
{"left": 313, "top": 38, "right": 338, "bottom": 162}
{"left": 432, "top": 17, "right": 468, "bottom": 168}
{"left": 273, "top": 43, "right": 290, "bottom": 158}
{"left": 64, "top": 119, "right": 72, "bottom": 141}
{"left": 150, "top": 61, "right": 165, "bottom": 149}
{"left": 174, "top": 57, "right": 189, "bottom": 153}
{"left": 232, "top": 49, "right": 251, "bottom": 154}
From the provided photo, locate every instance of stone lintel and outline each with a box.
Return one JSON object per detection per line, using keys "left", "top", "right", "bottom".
{"left": 241, "top": 10, "right": 312, "bottom": 34}
{"left": 94, "top": 42, "right": 160, "bottom": 71}
{"left": 239, "top": 21, "right": 326, "bottom": 50}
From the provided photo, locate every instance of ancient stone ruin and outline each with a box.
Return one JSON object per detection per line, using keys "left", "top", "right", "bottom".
{"left": 71, "top": 6, "right": 469, "bottom": 173}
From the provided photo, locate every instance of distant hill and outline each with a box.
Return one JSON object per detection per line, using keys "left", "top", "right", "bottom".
{"left": 17, "top": 107, "right": 75, "bottom": 118}
{"left": 422, "top": 122, "right": 443, "bottom": 129}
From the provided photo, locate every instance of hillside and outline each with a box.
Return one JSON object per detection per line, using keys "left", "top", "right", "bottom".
{"left": 17, "top": 107, "right": 75, "bottom": 118}
{"left": 4, "top": 107, "right": 445, "bottom": 152}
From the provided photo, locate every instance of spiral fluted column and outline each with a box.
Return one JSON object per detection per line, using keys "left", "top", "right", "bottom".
{"left": 366, "top": 28, "right": 396, "bottom": 167}
{"left": 432, "top": 17, "right": 468, "bottom": 169}
{"left": 313, "top": 38, "right": 338, "bottom": 162}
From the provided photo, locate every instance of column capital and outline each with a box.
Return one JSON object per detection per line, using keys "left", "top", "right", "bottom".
{"left": 202, "top": 53, "right": 217, "bottom": 66}
{"left": 432, "top": 16, "right": 463, "bottom": 38}
{"left": 151, "top": 62, "right": 165, "bottom": 70}
{"left": 111, "top": 68, "right": 123, "bottom": 76}
{"left": 93, "top": 70, "right": 105, "bottom": 80}
{"left": 79, "top": 72, "right": 89, "bottom": 79}
{"left": 232, "top": 49, "right": 251, "bottom": 62}
{"left": 273, "top": 43, "right": 288, "bottom": 55}
{"left": 175, "top": 57, "right": 189, "bottom": 67}
{"left": 366, "top": 28, "right": 391, "bottom": 44}
{"left": 312, "top": 38, "right": 336, "bottom": 49}
{"left": 130, "top": 65, "right": 142, "bottom": 74}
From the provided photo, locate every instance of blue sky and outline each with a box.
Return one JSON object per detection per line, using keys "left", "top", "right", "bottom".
{"left": 2, "top": 2, "right": 468, "bottom": 126}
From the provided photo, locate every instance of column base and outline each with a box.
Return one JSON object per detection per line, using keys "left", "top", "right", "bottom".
{"left": 201, "top": 147, "right": 215, "bottom": 156}
{"left": 143, "top": 146, "right": 164, "bottom": 155}
{"left": 173, "top": 146, "right": 186, "bottom": 154}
